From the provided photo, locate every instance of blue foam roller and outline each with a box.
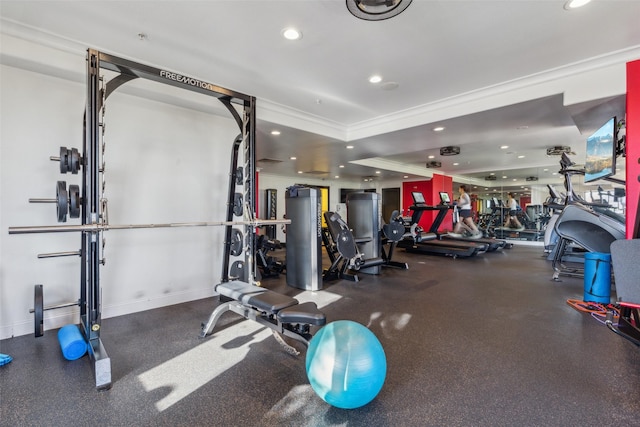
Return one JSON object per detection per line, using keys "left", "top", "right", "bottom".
{"left": 57, "top": 324, "right": 87, "bottom": 361}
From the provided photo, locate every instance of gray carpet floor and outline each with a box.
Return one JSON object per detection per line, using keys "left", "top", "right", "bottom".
{"left": 1, "top": 244, "right": 639, "bottom": 426}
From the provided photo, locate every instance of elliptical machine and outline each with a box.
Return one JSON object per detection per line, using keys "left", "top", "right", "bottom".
{"left": 549, "top": 153, "right": 625, "bottom": 281}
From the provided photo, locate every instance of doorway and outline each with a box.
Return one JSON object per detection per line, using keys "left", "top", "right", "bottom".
{"left": 382, "top": 187, "right": 400, "bottom": 223}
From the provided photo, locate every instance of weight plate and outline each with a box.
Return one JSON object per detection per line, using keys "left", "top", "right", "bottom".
{"left": 230, "top": 260, "right": 246, "bottom": 281}
{"left": 56, "top": 181, "right": 68, "bottom": 222}
{"left": 336, "top": 229, "right": 358, "bottom": 259}
{"left": 34, "top": 284, "right": 44, "bottom": 337}
{"left": 382, "top": 221, "right": 405, "bottom": 242}
{"left": 69, "top": 184, "right": 81, "bottom": 218}
{"left": 235, "top": 166, "right": 243, "bottom": 185}
{"left": 70, "top": 148, "right": 80, "bottom": 174}
{"left": 59, "top": 146, "right": 69, "bottom": 174}
{"left": 230, "top": 228, "right": 243, "bottom": 256}
{"left": 233, "top": 193, "right": 243, "bottom": 217}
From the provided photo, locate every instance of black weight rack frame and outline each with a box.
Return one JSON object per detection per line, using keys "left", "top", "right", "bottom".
{"left": 65, "top": 49, "right": 255, "bottom": 389}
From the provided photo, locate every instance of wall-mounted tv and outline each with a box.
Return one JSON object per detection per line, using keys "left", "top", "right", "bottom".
{"left": 584, "top": 117, "right": 616, "bottom": 183}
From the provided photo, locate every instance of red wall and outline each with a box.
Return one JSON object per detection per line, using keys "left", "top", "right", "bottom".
{"left": 402, "top": 174, "right": 453, "bottom": 232}
{"left": 627, "top": 60, "right": 640, "bottom": 238}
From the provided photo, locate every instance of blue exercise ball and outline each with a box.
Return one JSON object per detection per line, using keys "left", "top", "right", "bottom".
{"left": 306, "top": 320, "right": 386, "bottom": 409}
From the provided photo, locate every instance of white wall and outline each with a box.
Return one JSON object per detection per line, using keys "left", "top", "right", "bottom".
{"left": 1, "top": 53, "right": 240, "bottom": 339}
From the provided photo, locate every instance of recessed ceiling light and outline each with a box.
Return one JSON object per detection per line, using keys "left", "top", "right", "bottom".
{"left": 346, "top": 145, "right": 354, "bottom": 149}
{"left": 271, "top": 130, "right": 281, "bottom": 135}
{"left": 564, "top": 0, "right": 591, "bottom": 10}
{"left": 432, "top": 126, "right": 445, "bottom": 132}
{"left": 484, "top": 188, "right": 488, "bottom": 190}
{"left": 500, "top": 145, "right": 509, "bottom": 149}
{"left": 543, "top": 168, "right": 549, "bottom": 172}
{"left": 512, "top": 178, "right": 517, "bottom": 181}
{"left": 339, "top": 165, "right": 345, "bottom": 168}
{"left": 428, "top": 155, "right": 435, "bottom": 159}
{"left": 453, "top": 162, "right": 459, "bottom": 166}
{"left": 290, "top": 156, "right": 296, "bottom": 160}
{"left": 375, "top": 171, "right": 381, "bottom": 174}
{"left": 369, "top": 75, "right": 382, "bottom": 84}
{"left": 502, "top": 175, "right": 508, "bottom": 179}
{"left": 298, "top": 170, "right": 303, "bottom": 174}
{"left": 335, "top": 175, "right": 340, "bottom": 179}
{"left": 517, "top": 155, "right": 525, "bottom": 159}
{"left": 490, "top": 172, "right": 495, "bottom": 175}
{"left": 282, "top": 28, "right": 302, "bottom": 40}
{"left": 404, "top": 175, "right": 409, "bottom": 178}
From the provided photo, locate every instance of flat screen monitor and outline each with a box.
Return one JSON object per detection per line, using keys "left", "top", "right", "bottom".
{"left": 411, "top": 192, "right": 426, "bottom": 204}
{"left": 585, "top": 117, "right": 616, "bottom": 183}
{"left": 439, "top": 192, "right": 451, "bottom": 204}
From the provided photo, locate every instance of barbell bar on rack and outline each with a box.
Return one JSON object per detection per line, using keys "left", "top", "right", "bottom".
{"left": 8, "top": 218, "right": 291, "bottom": 235}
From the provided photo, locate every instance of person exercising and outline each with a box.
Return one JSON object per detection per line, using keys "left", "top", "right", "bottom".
{"left": 504, "top": 192, "right": 524, "bottom": 229}
{"left": 453, "top": 184, "right": 482, "bottom": 239}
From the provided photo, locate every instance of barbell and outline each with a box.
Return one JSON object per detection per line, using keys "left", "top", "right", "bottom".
{"left": 8, "top": 218, "right": 291, "bottom": 235}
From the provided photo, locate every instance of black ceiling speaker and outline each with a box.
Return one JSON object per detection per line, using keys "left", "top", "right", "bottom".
{"left": 484, "top": 175, "right": 497, "bottom": 181}
{"left": 440, "top": 146, "right": 460, "bottom": 156}
{"left": 426, "top": 161, "right": 442, "bottom": 168}
{"left": 526, "top": 176, "right": 539, "bottom": 182}
{"left": 546, "top": 146, "right": 575, "bottom": 156}
{"left": 346, "top": 0, "right": 412, "bottom": 21}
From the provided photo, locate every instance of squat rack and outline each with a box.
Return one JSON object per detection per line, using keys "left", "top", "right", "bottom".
{"left": 10, "top": 49, "right": 258, "bottom": 390}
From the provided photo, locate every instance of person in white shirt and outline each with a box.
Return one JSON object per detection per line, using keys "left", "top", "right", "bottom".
{"left": 452, "top": 184, "right": 482, "bottom": 239}
{"left": 504, "top": 192, "right": 524, "bottom": 229}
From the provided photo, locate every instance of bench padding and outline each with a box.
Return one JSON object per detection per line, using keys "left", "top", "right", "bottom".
{"left": 278, "top": 302, "right": 326, "bottom": 326}
{"left": 216, "top": 280, "right": 326, "bottom": 325}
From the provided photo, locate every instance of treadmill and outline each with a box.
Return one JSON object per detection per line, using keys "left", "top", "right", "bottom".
{"left": 436, "top": 192, "right": 509, "bottom": 251}
{"left": 396, "top": 192, "right": 489, "bottom": 258}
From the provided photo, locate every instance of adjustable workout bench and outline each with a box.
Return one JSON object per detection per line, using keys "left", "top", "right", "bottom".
{"left": 200, "top": 280, "right": 326, "bottom": 354}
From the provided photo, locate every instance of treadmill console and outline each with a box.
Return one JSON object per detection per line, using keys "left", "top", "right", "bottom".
{"left": 439, "top": 192, "right": 451, "bottom": 205}
{"left": 411, "top": 192, "right": 426, "bottom": 206}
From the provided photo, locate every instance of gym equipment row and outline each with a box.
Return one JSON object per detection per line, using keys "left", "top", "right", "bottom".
{"left": 9, "top": 51, "right": 386, "bottom": 408}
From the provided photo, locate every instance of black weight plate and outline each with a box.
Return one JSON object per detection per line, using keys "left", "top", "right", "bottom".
{"left": 233, "top": 193, "right": 243, "bottom": 217}
{"left": 69, "top": 184, "right": 81, "bottom": 218}
{"left": 230, "top": 260, "right": 246, "bottom": 282}
{"left": 59, "top": 146, "right": 69, "bottom": 174}
{"left": 382, "top": 221, "right": 405, "bottom": 242}
{"left": 335, "top": 229, "right": 358, "bottom": 259}
{"left": 34, "top": 284, "right": 44, "bottom": 337}
{"left": 70, "top": 148, "right": 80, "bottom": 174}
{"left": 230, "top": 228, "right": 243, "bottom": 256}
{"left": 56, "top": 181, "right": 68, "bottom": 222}
{"left": 235, "top": 166, "right": 243, "bottom": 185}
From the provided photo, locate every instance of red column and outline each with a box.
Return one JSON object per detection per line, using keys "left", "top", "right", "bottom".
{"left": 627, "top": 60, "right": 640, "bottom": 238}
